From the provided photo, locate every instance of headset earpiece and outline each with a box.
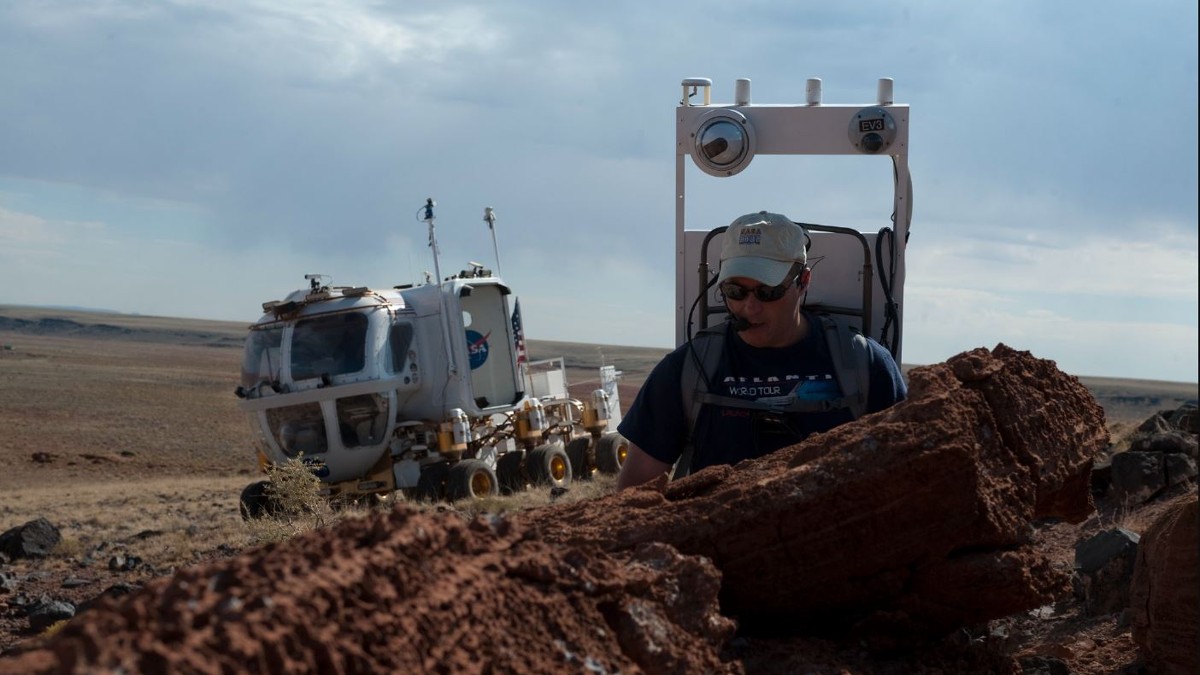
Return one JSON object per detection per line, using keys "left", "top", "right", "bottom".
{"left": 797, "top": 265, "right": 811, "bottom": 291}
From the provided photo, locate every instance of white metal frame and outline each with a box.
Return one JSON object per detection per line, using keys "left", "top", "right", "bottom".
{"left": 674, "top": 77, "right": 911, "bottom": 361}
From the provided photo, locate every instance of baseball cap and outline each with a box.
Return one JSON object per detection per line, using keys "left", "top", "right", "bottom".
{"left": 717, "top": 211, "right": 809, "bottom": 286}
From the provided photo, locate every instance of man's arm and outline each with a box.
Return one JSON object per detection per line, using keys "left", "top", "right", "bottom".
{"left": 616, "top": 442, "right": 672, "bottom": 490}
{"left": 865, "top": 338, "right": 907, "bottom": 412}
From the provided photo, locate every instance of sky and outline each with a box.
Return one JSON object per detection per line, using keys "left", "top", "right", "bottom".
{"left": 1, "top": 1, "right": 1196, "bottom": 383}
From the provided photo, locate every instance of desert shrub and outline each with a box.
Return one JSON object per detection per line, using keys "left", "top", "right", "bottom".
{"left": 267, "top": 456, "right": 334, "bottom": 522}
{"left": 244, "top": 456, "right": 338, "bottom": 543}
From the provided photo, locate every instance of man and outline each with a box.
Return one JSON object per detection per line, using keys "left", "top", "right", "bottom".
{"left": 616, "top": 211, "right": 907, "bottom": 490}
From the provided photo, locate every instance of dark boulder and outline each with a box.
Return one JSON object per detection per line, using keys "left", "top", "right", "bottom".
{"left": 1072, "top": 528, "right": 1139, "bottom": 615}
{"left": 26, "top": 600, "right": 75, "bottom": 633}
{"left": 0, "top": 519, "right": 61, "bottom": 561}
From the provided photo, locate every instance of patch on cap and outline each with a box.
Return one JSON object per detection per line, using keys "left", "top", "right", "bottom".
{"left": 717, "top": 211, "right": 809, "bottom": 286}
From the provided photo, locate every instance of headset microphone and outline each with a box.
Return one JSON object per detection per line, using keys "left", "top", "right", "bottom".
{"left": 730, "top": 314, "right": 751, "bottom": 332}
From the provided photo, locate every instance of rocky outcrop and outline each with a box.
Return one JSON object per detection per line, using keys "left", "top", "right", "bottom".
{"left": 1130, "top": 493, "right": 1198, "bottom": 675}
{"left": 527, "top": 344, "right": 1105, "bottom": 637}
{"left": 1094, "top": 403, "right": 1199, "bottom": 502}
{"left": 0, "top": 509, "right": 738, "bottom": 674}
{"left": 0, "top": 344, "right": 1106, "bottom": 672}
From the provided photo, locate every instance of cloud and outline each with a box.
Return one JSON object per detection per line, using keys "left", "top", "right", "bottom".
{"left": 910, "top": 222, "right": 1198, "bottom": 303}
{"left": 903, "top": 283, "right": 1198, "bottom": 382}
{"left": 0, "top": 205, "right": 104, "bottom": 248}
{"left": 0, "top": 1, "right": 1196, "bottom": 382}
{"left": 902, "top": 217, "right": 1198, "bottom": 381}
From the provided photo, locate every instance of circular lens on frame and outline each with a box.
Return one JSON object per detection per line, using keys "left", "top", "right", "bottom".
{"left": 698, "top": 120, "right": 745, "bottom": 165}
{"left": 861, "top": 132, "right": 884, "bottom": 153}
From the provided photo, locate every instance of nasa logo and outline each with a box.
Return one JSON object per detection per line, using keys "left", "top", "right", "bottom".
{"left": 301, "top": 456, "right": 330, "bottom": 478}
{"left": 738, "top": 227, "right": 762, "bottom": 246}
{"left": 466, "top": 329, "right": 491, "bottom": 370}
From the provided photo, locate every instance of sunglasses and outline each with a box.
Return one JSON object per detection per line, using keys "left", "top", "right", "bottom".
{"left": 719, "top": 277, "right": 796, "bottom": 303}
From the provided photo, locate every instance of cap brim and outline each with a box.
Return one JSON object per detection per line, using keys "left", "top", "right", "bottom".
{"left": 717, "top": 256, "right": 794, "bottom": 286}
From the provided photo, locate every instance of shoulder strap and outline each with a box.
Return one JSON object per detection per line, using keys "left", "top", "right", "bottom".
{"left": 675, "top": 325, "right": 724, "bottom": 480}
{"left": 819, "top": 314, "right": 870, "bottom": 419}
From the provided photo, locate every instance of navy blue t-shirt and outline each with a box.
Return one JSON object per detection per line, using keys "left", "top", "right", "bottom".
{"left": 618, "top": 314, "right": 907, "bottom": 473}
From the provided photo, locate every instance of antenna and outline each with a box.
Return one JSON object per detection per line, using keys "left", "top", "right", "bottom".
{"left": 483, "top": 206, "right": 502, "bottom": 276}
{"left": 421, "top": 197, "right": 457, "bottom": 376}
{"left": 304, "top": 273, "right": 329, "bottom": 292}
{"left": 423, "top": 198, "right": 444, "bottom": 286}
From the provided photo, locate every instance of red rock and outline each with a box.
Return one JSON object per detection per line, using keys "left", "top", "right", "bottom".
{"left": 0, "top": 510, "right": 738, "bottom": 674}
{"left": 527, "top": 344, "right": 1103, "bottom": 634}
{"left": 1130, "top": 493, "right": 1199, "bottom": 675}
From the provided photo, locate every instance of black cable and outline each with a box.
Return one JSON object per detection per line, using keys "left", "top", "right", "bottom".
{"left": 874, "top": 226, "right": 900, "bottom": 356}
{"left": 877, "top": 156, "right": 913, "bottom": 357}
{"left": 685, "top": 272, "right": 722, "bottom": 392}
{"left": 889, "top": 156, "right": 913, "bottom": 245}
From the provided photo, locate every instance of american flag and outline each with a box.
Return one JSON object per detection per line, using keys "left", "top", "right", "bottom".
{"left": 511, "top": 299, "right": 528, "bottom": 365}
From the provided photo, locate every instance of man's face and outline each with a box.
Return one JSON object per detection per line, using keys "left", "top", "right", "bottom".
{"left": 723, "top": 274, "right": 805, "bottom": 348}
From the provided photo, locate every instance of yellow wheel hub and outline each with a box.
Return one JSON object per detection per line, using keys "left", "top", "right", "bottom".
{"left": 550, "top": 455, "right": 568, "bottom": 481}
{"left": 470, "top": 471, "right": 494, "bottom": 496}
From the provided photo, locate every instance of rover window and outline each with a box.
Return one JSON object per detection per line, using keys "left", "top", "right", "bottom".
{"left": 336, "top": 393, "right": 389, "bottom": 448}
{"left": 241, "top": 327, "right": 283, "bottom": 390}
{"left": 389, "top": 322, "right": 415, "bottom": 372}
{"left": 265, "top": 403, "right": 327, "bottom": 458}
{"left": 290, "top": 312, "right": 368, "bottom": 380}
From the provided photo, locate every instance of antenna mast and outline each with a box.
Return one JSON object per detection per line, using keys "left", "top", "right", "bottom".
{"left": 483, "top": 206, "right": 502, "bottom": 276}
{"left": 422, "top": 198, "right": 457, "bottom": 376}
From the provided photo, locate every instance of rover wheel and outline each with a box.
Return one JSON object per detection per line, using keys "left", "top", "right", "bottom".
{"left": 595, "top": 432, "right": 629, "bottom": 475}
{"left": 414, "top": 461, "right": 450, "bottom": 503}
{"left": 564, "top": 437, "right": 593, "bottom": 480}
{"left": 497, "top": 451, "right": 526, "bottom": 495}
{"left": 446, "top": 459, "right": 499, "bottom": 501}
{"left": 239, "top": 480, "right": 277, "bottom": 521}
{"left": 525, "top": 442, "right": 572, "bottom": 489}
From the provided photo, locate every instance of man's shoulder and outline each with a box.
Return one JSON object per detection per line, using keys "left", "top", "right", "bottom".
{"left": 806, "top": 312, "right": 879, "bottom": 352}
{"left": 805, "top": 313, "right": 901, "bottom": 379}
{"left": 857, "top": 333, "right": 898, "bottom": 367}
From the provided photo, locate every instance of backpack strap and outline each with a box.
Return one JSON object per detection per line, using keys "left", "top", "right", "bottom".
{"left": 818, "top": 314, "right": 870, "bottom": 419}
{"left": 674, "top": 324, "right": 724, "bottom": 480}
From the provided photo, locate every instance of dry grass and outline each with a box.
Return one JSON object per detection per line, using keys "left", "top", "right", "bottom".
{"left": 1105, "top": 421, "right": 1137, "bottom": 454}
{"left": 1111, "top": 502, "right": 1162, "bottom": 535}
{"left": 430, "top": 473, "right": 618, "bottom": 519}
{"left": 0, "top": 475, "right": 256, "bottom": 568}
{"left": 0, "top": 334, "right": 252, "bottom": 481}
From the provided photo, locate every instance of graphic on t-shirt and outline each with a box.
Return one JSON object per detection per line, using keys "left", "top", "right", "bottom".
{"left": 721, "top": 373, "right": 839, "bottom": 400}
{"left": 792, "top": 376, "right": 841, "bottom": 400}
